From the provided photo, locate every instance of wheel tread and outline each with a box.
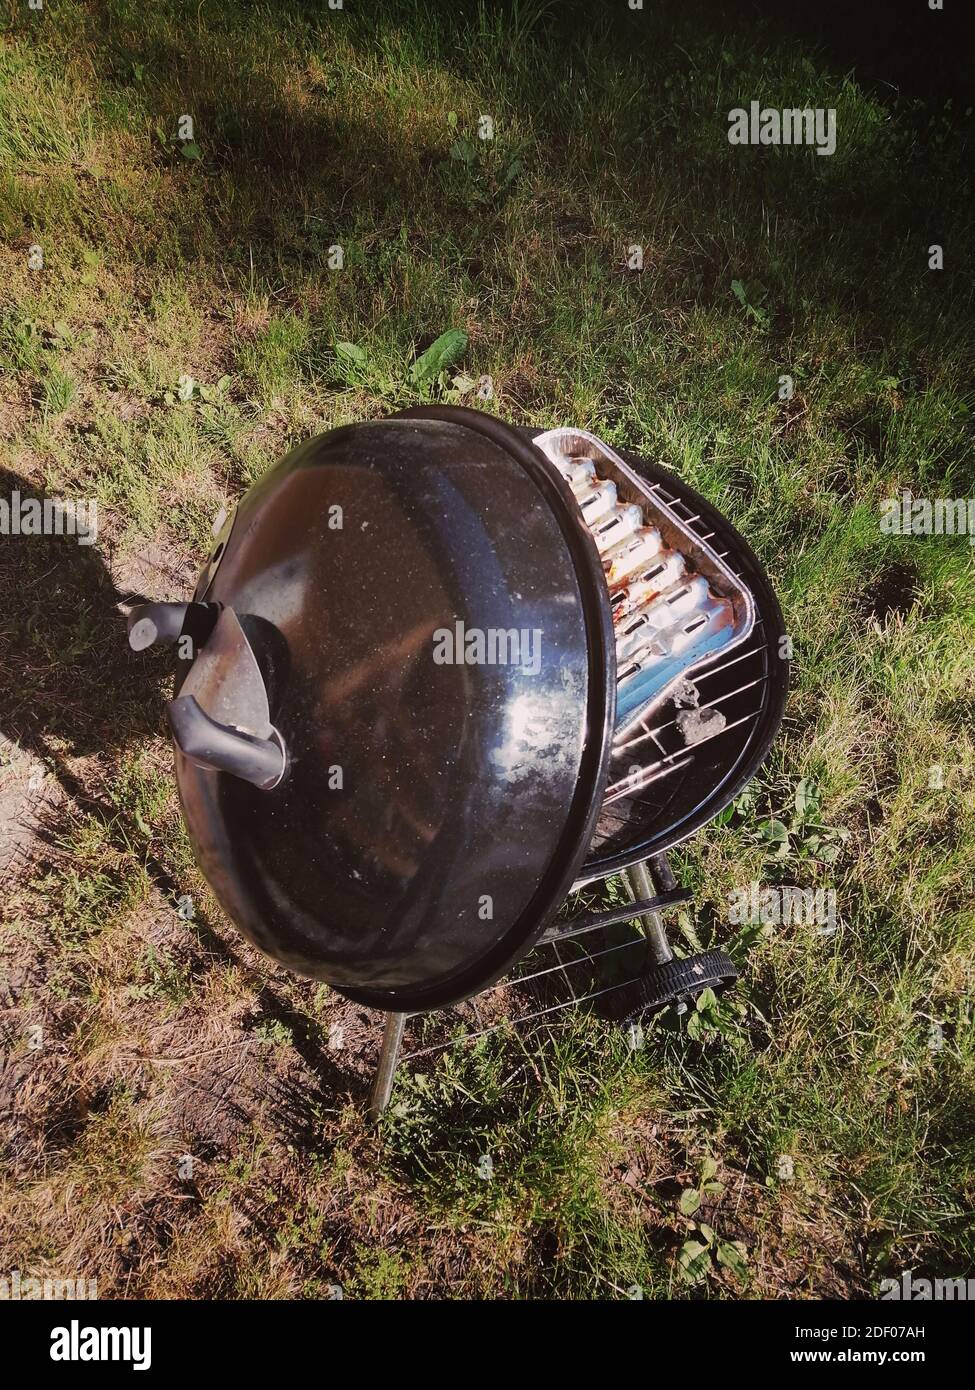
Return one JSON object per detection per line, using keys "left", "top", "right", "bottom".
{"left": 603, "top": 948, "right": 738, "bottom": 1025}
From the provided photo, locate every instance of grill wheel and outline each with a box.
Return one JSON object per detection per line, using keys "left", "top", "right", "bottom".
{"left": 599, "top": 948, "right": 739, "bottom": 1025}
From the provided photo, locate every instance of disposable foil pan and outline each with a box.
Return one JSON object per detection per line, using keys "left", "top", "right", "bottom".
{"left": 533, "top": 427, "right": 756, "bottom": 737}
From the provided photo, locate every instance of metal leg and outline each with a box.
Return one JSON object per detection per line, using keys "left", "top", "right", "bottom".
{"left": 624, "top": 857, "right": 674, "bottom": 965}
{"left": 648, "top": 852, "right": 677, "bottom": 895}
{"left": 366, "top": 1011, "right": 407, "bottom": 1124}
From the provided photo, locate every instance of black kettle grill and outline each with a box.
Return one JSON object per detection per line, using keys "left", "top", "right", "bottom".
{"left": 128, "top": 406, "right": 787, "bottom": 1112}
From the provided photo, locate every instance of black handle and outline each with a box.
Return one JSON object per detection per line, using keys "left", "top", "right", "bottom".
{"left": 167, "top": 695, "right": 286, "bottom": 790}
{"left": 128, "top": 601, "right": 219, "bottom": 653}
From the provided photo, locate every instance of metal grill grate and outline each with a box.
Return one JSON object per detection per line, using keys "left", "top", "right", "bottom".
{"left": 605, "top": 635, "right": 769, "bottom": 803}
{"left": 585, "top": 475, "right": 773, "bottom": 871}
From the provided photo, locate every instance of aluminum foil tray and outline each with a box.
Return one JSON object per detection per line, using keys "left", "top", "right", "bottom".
{"left": 533, "top": 427, "right": 756, "bottom": 737}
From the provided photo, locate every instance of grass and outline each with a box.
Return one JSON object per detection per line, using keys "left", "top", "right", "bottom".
{"left": 0, "top": 0, "right": 973, "bottom": 1298}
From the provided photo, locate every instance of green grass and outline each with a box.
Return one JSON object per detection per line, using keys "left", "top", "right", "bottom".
{"left": 0, "top": 0, "right": 973, "bottom": 1299}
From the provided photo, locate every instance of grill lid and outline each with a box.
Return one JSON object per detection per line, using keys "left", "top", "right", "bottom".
{"left": 145, "top": 411, "right": 614, "bottom": 1010}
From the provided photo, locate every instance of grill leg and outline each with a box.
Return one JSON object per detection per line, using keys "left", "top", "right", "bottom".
{"left": 366, "top": 1011, "right": 407, "bottom": 1125}
{"left": 624, "top": 857, "right": 674, "bottom": 966}
{"left": 648, "top": 852, "right": 677, "bottom": 895}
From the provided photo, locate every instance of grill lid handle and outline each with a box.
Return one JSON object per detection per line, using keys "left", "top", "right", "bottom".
{"left": 167, "top": 695, "right": 286, "bottom": 790}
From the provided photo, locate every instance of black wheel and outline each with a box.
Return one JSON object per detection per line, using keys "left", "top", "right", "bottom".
{"left": 603, "top": 949, "right": 738, "bottom": 1025}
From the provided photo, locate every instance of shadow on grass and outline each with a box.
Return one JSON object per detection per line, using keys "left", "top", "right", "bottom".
{"left": 0, "top": 466, "right": 158, "bottom": 783}
{"left": 27, "top": 0, "right": 963, "bottom": 367}
{"left": 0, "top": 468, "right": 377, "bottom": 1124}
